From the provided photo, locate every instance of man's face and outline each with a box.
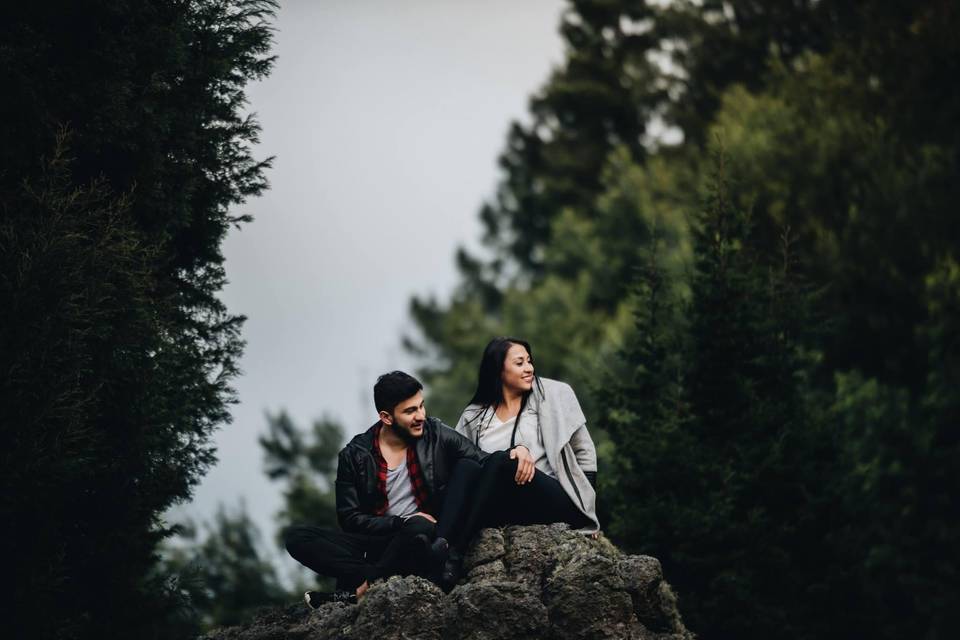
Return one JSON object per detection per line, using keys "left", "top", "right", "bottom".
{"left": 381, "top": 390, "right": 426, "bottom": 440}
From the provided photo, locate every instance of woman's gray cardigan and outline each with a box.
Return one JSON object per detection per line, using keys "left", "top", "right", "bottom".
{"left": 455, "top": 377, "right": 600, "bottom": 533}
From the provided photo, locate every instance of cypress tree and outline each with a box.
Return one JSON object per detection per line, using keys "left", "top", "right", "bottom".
{"left": 601, "top": 149, "right": 835, "bottom": 639}
{"left": 0, "top": 2, "right": 276, "bottom": 637}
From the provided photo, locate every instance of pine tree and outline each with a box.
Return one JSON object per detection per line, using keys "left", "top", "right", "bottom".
{"left": 595, "top": 214, "right": 691, "bottom": 546}
{"left": 260, "top": 411, "right": 344, "bottom": 540}
{"left": 163, "top": 505, "right": 289, "bottom": 633}
{"left": 601, "top": 148, "right": 838, "bottom": 639}
{"left": 0, "top": 2, "right": 276, "bottom": 637}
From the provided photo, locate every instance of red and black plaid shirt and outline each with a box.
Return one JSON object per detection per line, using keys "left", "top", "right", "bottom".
{"left": 371, "top": 423, "right": 430, "bottom": 516}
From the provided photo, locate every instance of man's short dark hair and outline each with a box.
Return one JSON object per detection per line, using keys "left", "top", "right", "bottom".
{"left": 374, "top": 371, "right": 424, "bottom": 414}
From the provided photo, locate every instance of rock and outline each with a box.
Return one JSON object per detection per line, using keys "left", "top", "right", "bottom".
{"left": 618, "top": 555, "right": 688, "bottom": 635}
{"left": 206, "top": 525, "right": 693, "bottom": 640}
{"left": 350, "top": 576, "right": 444, "bottom": 640}
{"left": 466, "top": 558, "right": 507, "bottom": 582}
{"left": 199, "top": 603, "right": 317, "bottom": 640}
{"left": 545, "top": 546, "right": 635, "bottom": 639}
{"left": 294, "top": 602, "right": 359, "bottom": 640}
{"left": 443, "top": 581, "right": 547, "bottom": 640}
{"left": 462, "top": 527, "right": 506, "bottom": 573}
{"left": 501, "top": 524, "right": 569, "bottom": 591}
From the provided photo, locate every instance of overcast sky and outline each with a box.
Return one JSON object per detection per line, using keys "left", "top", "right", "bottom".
{"left": 175, "top": 0, "right": 566, "bottom": 565}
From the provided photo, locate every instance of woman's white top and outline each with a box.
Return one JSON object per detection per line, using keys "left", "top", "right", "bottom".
{"left": 471, "top": 410, "right": 556, "bottom": 479}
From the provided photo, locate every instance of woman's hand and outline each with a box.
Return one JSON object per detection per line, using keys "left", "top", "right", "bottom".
{"left": 510, "top": 445, "right": 536, "bottom": 484}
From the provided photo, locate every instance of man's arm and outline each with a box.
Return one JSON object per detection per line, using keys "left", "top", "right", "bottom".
{"left": 433, "top": 418, "right": 489, "bottom": 463}
{"left": 335, "top": 449, "right": 403, "bottom": 535}
{"left": 437, "top": 419, "right": 487, "bottom": 464}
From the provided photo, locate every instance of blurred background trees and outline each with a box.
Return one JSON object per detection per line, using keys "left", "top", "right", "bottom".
{"left": 162, "top": 411, "right": 343, "bottom": 635}
{"left": 405, "top": 2, "right": 960, "bottom": 639}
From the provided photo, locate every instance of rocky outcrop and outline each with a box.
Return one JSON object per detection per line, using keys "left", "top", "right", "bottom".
{"left": 203, "top": 524, "right": 692, "bottom": 640}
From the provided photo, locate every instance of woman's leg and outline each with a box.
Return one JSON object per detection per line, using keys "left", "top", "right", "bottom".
{"left": 435, "top": 458, "right": 484, "bottom": 544}
{"left": 442, "top": 450, "right": 517, "bottom": 551}
{"left": 499, "top": 463, "right": 592, "bottom": 530}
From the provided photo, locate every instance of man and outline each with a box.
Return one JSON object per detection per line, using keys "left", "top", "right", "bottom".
{"left": 284, "top": 371, "right": 486, "bottom": 606}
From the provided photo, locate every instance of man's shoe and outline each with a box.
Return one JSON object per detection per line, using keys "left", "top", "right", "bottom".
{"left": 440, "top": 549, "right": 463, "bottom": 592}
{"left": 304, "top": 590, "right": 357, "bottom": 609}
{"left": 429, "top": 536, "right": 450, "bottom": 563}
{"left": 413, "top": 532, "right": 434, "bottom": 553}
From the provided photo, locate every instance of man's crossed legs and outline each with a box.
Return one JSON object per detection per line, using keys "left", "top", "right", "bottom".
{"left": 286, "top": 452, "right": 581, "bottom": 602}
{"left": 284, "top": 515, "right": 436, "bottom": 605}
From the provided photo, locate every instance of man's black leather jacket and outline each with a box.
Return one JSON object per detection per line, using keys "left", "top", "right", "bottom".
{"left": 335, "top": 416, "right": 487, "bottom": 535}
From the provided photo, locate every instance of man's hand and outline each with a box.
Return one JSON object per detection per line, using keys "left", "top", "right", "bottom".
{"left": 510, "top": 445, "right": 535, "bottom": 485}
{"left": 409, "top": 512, "right": 437, "bottom": 523}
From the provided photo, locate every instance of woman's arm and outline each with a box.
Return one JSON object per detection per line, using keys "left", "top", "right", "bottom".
{"left": 454, "top": 409, "right": 472, "bottom": 440}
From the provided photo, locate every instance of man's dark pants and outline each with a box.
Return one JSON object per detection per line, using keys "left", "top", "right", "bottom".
{"left": 284, "top": 516, "right": 435, "bottom": 592}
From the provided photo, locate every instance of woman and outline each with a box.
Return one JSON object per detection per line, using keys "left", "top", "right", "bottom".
{"left": 432, "top": 337, "right": 599, "bottom": 586}
{"left": 459, "top": 336, "right": 599, "bottom": 529}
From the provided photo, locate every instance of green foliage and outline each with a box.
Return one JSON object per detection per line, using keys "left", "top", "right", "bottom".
{"left": 406, "top": 1, "right": 960, "bottom": 638}
{"left": 1, "top": 137, "right": 171, "bottom": 639}
{"left": 601, "top": 149, "right": 839, "bottom": 639}
{"left": 163, "top": 505, "right": 288, "bottom": 634}
{"left": 158, "top": 411, "right": 344, "bottom": 633}
{"left": 0, "top": 2, "right": 276, "bottom": 638}
{"left": 261, "top": 411, "right": 344, "bottom": 540}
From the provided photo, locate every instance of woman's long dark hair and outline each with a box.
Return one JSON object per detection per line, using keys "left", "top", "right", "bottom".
{"left": 466, "top": 336, "right": 543, "bottom": 445}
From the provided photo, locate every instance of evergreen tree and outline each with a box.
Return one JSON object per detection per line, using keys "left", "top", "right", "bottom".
{"left": 594, "top": 212, "right": 691, "bottom": 547}
{"left": 0, "top": 2, "right": 276, "bottom": 637}
{"left": 158, "top": 411, "right": 345, "bottom": 634}
{"left": 405, "top": 0, "right": 832, "bottom": 423}
{"left": 163, "top": 505, "right": 288, "bottom": 634}
{"left": 600, "top": 150, "right": 839, "bottom": 639}
{"left": 1, "top": 137, "right": 172, "bottom": 639}
{"left": 260, "top": 411, "right": 344, "bottom": 540}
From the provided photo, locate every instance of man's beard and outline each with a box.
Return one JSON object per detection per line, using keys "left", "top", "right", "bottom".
{"left": 393, "top": 419, "right": 424, "bottom": 445}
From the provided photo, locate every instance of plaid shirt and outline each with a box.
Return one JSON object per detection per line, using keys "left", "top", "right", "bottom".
{"left": 370, "top": 423, "right": 430, "bottom": 516}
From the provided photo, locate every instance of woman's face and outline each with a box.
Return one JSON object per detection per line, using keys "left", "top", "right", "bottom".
{"left": 501, "top": 343, "right": 534, "bottom": 395}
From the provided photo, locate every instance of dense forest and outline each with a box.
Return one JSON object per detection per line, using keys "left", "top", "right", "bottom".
{"left": 404, "top": 2, "right": 960, "bottom": 639}
{"left": 3, "top": 1, "right": 958, "bottom": 639}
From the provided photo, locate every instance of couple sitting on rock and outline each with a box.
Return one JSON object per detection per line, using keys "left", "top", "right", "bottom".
{"left": 284, "top": 336, "right": 599, "bottom": 607}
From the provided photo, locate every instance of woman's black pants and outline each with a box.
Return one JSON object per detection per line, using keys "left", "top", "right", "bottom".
{"left": 437, "top": 450, "right": 591, "bottom": 552}
{"left": 284, "top": 515, "right": 435, "bottom": 592}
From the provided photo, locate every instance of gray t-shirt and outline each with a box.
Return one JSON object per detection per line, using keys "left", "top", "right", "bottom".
{"left": 385, "top": 458, "right": 418, "bottom": 518}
